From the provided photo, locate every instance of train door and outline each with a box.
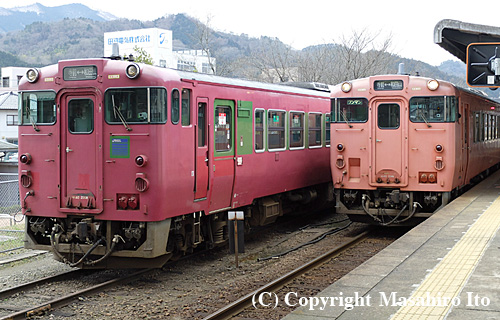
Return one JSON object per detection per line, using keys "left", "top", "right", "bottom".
{"left": 195, "top": 98, "right": 209, "bottom": 200}
{"left": 209, "top": 99, "right": 235, "bottom": 211}
{"left": 371, "top": 99, "right": 407, "bottom": 185}
{"left": 60, "top": 92, "right": 102, "bottom": 212}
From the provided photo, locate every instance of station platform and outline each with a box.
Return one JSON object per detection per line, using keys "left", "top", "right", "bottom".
{"left": 283, "top": 169, "right": 500, "bottom": 320}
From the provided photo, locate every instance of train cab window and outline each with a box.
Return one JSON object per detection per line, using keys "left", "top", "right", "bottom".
{"left": 255, "top": 109, "right": 265, "bottom": 152}
{"left": 215, "top": 106, "right": 232, "bottom": 152}
{"left": 308, "top": 113, "right": 322, "bottom": 147}
{"left": 378, "top": 104, "right": 400, "bottom": 129}
{"left": 409, "top": 96, "right": 457, "bottom": 123}
{"left": 290, "top": 111, "right": 304, "bottom": 149}
{"left": 333, "top": 98, "right": 368, "bottom": 123}
{"left": 105, "top": 88, "right": 167, "bottom": 124}
{"left": 325, "top": 113, "right": 331, "bottom": 146}
{"left": 268, "top": 110, "right": 286, "bottom": 150}
{"left": 181, "top": 89, "right": 191, "bottom": 126}
{"left": 20, "top": 91, "right": 56, "bottom": 126}
{"left": 68, "top": 99, "right": 93, "bottom": 134}
{"left": 171, "top": 89, "right": 180, "bottom": 124}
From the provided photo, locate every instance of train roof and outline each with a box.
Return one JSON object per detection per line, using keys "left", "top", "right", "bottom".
{"left": 175, "top": 69, "right": 331, "bottom": 98}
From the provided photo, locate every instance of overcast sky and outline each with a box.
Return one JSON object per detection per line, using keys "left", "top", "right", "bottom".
{"left": 4, "top": 1, "right": 500, "bottom": 66}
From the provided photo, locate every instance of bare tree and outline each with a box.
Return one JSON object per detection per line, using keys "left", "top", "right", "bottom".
{"left": 246, "top": 37, "right": 297, "bottom": 83}
{"left": 331, "top": 28, "right": 394, "bottom": 83}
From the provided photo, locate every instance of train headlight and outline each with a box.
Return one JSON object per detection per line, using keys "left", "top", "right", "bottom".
{"left": 126, "top": 63, "right": 140, "bottom": 79}
{"left": 336, "top": 143, "right": 345, "bottom": 152}
{"left": 26, "top": 68, "right": 39, "bottom": 83}
{"left": 427, "top": 79, "right": 439, "bottom": 91}
{"left": 20, "top": 153, "right": 32, "bottom": 164}
{"left": 435, "top": 145, "right": 443, "bottom": 152}
{"left": 341, "top": 82, "right": 352, "bottom": 93}
{"left": 135, "top": 155, "right": 148, "bottom": 167}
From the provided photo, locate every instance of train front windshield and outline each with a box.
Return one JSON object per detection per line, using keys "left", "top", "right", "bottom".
{"left": 104, "top": 88, "right": 168, "bottom": 124}
{"left": 409, "top": 96, "right": 458, "bottom": 123}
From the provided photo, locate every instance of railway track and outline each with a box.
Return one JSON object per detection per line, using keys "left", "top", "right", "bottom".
{"left": 0, "top": 268, "right": 153, "bottom": 320}
{"left": 202, "top": 229, "right": 372, "bottom": 320}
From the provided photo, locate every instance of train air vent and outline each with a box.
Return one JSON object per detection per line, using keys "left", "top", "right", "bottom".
{"left": 435, "top": 157, "right": 444, "bottom": 171}
{"left": 135, "top": 173, "right": 149, "bottom": 192}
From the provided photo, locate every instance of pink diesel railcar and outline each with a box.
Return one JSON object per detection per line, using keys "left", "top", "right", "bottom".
{"left": 18, "top": 58, "right": 333, "bottom": 268}
{"left": 331, "top": 74, "right": 500, "bottom": 225}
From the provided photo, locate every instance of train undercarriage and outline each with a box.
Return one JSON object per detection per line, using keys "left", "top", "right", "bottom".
{"left": 25, "top": 183, "right": 334, "bottom": 268}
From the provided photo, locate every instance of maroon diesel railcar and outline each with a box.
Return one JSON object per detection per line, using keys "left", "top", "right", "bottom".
{"left": 18, "top": 58, "right": 333, "bottom": 268}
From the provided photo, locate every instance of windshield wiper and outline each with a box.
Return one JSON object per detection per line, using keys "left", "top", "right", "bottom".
{"left": 340, "top": 110, "right": 353, "bottom": 128}
{"left": 418, "top": 110, "right": 432, "bottom": 128}
{"left": 112, "top": 95, "right": 132, "bottom": 131}
{"left": 25, "top": 105, "right": 40, "bottom": 132}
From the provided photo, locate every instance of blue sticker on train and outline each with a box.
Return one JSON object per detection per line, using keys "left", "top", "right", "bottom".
{"left": 110, "top": 136, "right": 130, "bottom": 158}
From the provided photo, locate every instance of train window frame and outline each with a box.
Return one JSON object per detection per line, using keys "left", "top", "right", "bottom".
{"left": 409, "top": 96, "right": 457, "bottom": 124}
{"left": 255, "top": 108, "right": 266, "bottom": 153}
{"left": 289, "top": 111, "right": 305, "bottom": 150}
{"left": 267, "top": 109, "right": 286, "bottom": 152}
{"left": 377, "top": 103, "right": 400, "bottom": 130}
{"left": 308, "top": 112, "right": 323, "bottom": 148}
{"left": 333, "top": 98, "right": 369, "bottom": 123}
{"left": 68, "top": 98, "right": 94, "bottom": 134}
{"left": 104, "top": 87, "right": 167, "bottom": 125}
{"left": 171, "top": 89, "right": 180, "bottom": 125}
{"left": 19, "top": 91, "right": 57, "bottom": 126}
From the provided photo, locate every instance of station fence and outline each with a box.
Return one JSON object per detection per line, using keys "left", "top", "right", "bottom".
{"left": 0, "top": 173, "right": 23, "bottom": 253}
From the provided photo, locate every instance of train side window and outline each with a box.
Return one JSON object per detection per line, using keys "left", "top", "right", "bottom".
{"left": 150, "top": 88, "right": 167, "bottom": 123}
{"left": 268, "top": 110, "right": 286, "bottom": 151}
{"left": 171, "top": 89, "right": 180, "bottom": 124}
{"left": 215, "top": 106, "right": 232, "bottom": 152}
{"left": 255, "top": 109, "right": 265, "bottom": 152}
{"left": 308, "top": 113, "right": 322, "bottom": 148}
{"left": 290, "top": 111, "right": 304, "bottom": 149}
{"left": 182, "top": 89, "right": 191, "bottom": 126}
{"left": 68, "top": 99, "right": 93, "bottom": 134}
{"left": 325, "top": 113, "right": 331, "bottom": 146}
{"left": 378, "top": 104, "right": 400, "bottom": 129}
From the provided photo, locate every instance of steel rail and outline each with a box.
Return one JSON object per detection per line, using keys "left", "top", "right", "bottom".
{"left": 0, "top": 268, "right": 153, "bottom": 320}
{"left": 202, "top": 229, "right": 372, "bottom": 320}
{"left": 0, "top": 269, "right": 85, "bottom": 300}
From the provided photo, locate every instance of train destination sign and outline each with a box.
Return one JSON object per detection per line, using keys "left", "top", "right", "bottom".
{"left": 63, "top": 66, "right": 98, "bottom": 81}
{"left": 374, "top": 80, "right": 403, "bottom": 91}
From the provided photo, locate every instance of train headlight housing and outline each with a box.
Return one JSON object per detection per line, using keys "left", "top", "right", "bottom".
{"left": 435, "top": 144, "right": 444, "bottom": 152}
{"left": 427, "top": 79, "right": 439, "bottom": 91}
{"left": 336, "top": 143, "right": 345, "bottom": 152}
{"left": 26, "top": 68, "right": 39, "bottom": 83}
{"left": 340, "top": 82, "right": 352, "bottom": 93}
{"left": 126, "top": 63, "right": 140, "bottom": 79}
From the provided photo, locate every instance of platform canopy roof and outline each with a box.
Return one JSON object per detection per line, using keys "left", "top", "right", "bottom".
{"left": 434, "top": 19, "right": 500, "bottom": 63}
